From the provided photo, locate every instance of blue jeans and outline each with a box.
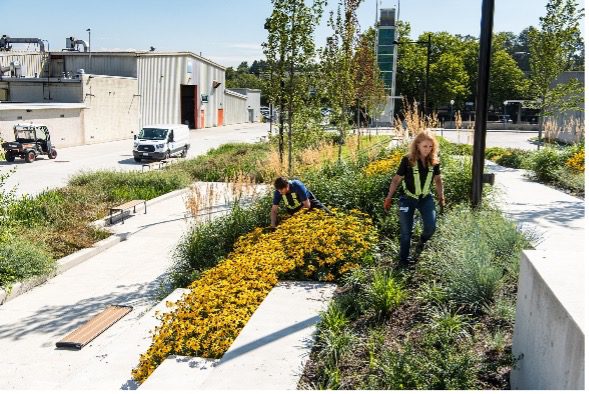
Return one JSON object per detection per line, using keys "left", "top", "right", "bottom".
{"left": 398, "top": 194, "right": 436, "bottom": 262}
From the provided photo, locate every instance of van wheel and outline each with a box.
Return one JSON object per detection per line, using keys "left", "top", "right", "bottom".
{"left": 48, "top": 149, "right": 57, "bottom": 159}
{"left": 25, "top": 151, "right": 36, "bottom": 163}
{"left": 164, "top": 151, "right": 170, "bottom": 160}
{"left": 5, "top": 152, "right": 15, "bottom": 162}
{"left": 181, "top": 147, "right": 188, "bottom": 158}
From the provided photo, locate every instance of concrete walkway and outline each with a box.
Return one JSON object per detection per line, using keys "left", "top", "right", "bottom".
{"left": 487, "top": 161, "right": 584, "bottom": 251}
{"left": 0, "top": 183, "right": 236, "bottom": 390}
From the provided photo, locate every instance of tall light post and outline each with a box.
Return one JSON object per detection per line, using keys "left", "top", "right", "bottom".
{"left": 471, "top": 0, "right": 495, "bottom": 208}
{"left": 450, "top": 99, "right": 455, "bottom": 126}
{"left": 503, "top": 100, "right": 508, "bottom": 128}
{"left": 86, "top": 28, "right": 91, "bottom": 72}
{"left": 393, "top": 33, "right": 432, "bottom": 115}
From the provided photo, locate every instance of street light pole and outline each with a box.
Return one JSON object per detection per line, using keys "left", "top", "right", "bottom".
{"left": 424, "top": 33, "right": 431, "bottom": 115}
{"left": 86, "top": 28, "right": 91, "bottom": 72}
{"left": 450, "top": 99, "right": 455, "bottom": 127}
{"left": 471, "top": 0, "right": 495, "bottom": 208}
{"left": 393, "top": 34, "right": 431, "bottom": 115}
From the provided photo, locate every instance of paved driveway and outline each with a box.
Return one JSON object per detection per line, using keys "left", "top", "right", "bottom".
{"left": 1, "top": 123, "right": 270, "bottom": 197}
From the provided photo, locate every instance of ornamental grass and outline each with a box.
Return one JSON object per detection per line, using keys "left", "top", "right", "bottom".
{"left": 132, "top": 208, "right": 377, "bottom": 383}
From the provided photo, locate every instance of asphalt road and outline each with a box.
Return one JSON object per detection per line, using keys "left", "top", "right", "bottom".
{"left": 432, "top": 128, "right": 539, "bottom": 150}
{"left": 1, "top": 123, "right": 270, "bottom": 197}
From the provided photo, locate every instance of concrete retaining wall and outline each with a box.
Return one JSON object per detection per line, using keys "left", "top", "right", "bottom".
{"left": 511, "top": 249, "right": 585, "bottom": 390}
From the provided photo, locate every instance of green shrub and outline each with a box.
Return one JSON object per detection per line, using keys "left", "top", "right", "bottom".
{"left": 175, "top": 142, "right": 271, "bottom": 182}
{"left": 0, "top": 235, "right": 55, "bottom": 288}
{"left": 169, "top": 195, "right": 272, "bottom": 288}
{"left": 418, "top": 205, "right": 529, "bottom": 312}
{"left": 362, "top": 267, "right": 406, "bottom": 320}
{"left": 70, "top": 169, "right": 190, "bottom": 202}
{"left": 526, "top": 147, "right": 564, "bottom": 182}
{"left": 367, "top": 327, "right": 481, "bottom": 390}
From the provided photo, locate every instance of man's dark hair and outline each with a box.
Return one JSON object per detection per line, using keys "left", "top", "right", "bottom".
{"left": 274, "top": 176, "right": 289, "bottom": 190}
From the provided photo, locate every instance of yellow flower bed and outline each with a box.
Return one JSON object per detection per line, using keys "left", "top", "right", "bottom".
{"left": 131, "top": 208, "right": 376, "bottom": 383}
{"left": 363, "top": 149, "right": 405, "bottom": 177}
{"left": 566, "top": 149, "right": 585, "bottom": 173}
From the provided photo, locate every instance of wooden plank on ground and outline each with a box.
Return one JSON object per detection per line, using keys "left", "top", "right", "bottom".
{"left": 55, "top": 305, "right": 132, "bottom": 350}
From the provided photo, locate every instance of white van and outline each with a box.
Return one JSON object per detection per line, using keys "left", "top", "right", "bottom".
{"left": 133, "top": 124, "right": 190, "bottom": 162}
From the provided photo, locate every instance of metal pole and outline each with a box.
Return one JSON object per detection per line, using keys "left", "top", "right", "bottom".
{"left": 86, "top": 28, "right": 91, "bottom": 72}
{"left": 424, "top": 33, "right": 431, "bottom": 115}
{"left": 471, "top": 0, "right": 494, "bottom": 208}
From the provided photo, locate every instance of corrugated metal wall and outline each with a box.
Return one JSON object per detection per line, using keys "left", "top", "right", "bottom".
{"left": 223, "top": 90, "right": 248, "bottom": 125}
{"left": 0, "top": 52, "right": 46, "bottom": 77}
{"left": 56, "top": 53, "right": 137, "bottom": 77}
{"left": 138, "top": 54, "right": 226, "bottom": 128}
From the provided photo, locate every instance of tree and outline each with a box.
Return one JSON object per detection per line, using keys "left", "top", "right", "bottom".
{"left": 263, "top": 0, "right": 325, "bottom": 174}
{"left": 320, "top": 0, "right": 361, "bottom": 160}
{"left": 353, "top": 27, "right": 386, "bottom": 134}
{"left": 528, "top": 0, "right": 584, "bottom": 141}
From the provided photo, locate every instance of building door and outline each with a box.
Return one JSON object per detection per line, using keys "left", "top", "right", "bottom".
{"left": 180, "top": 85, "right": 197, "bottom": 129}
{"left": 200, "top": 109, "right": 205, "bottom": 128}
{"left": 217, "top": 109, "right": 224, "bottom": 126}
{"left": 248, "top": 108, "right": 254, "bottom": 123}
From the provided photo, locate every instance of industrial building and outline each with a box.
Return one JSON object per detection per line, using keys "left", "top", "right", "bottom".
{"left": 0, "top": 35, "right": 258, "bottom": 147}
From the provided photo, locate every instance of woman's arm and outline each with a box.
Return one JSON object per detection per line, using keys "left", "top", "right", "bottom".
{"left": 384, "top": 174, "right": 403, "bottom": 210}
{"left": 434, "top": 174, "right": 445, "bottom": 206}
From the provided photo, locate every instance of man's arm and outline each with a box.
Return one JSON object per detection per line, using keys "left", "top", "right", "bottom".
{"left": 384, "top": 174, "right": 403, "bottom": 210}
{"left": 302, "top": 199, "right": 311, "bottom": 209}
{"left": 270, "top": 204, "right": 279, "bottom": 227}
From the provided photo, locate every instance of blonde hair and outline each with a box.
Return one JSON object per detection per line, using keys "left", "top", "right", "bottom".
{"left": 408, "top": 132, "right": 439, "bottom": 167}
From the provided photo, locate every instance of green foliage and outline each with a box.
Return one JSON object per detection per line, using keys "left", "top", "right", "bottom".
{"left": 169, "top": 195, "right": 272, "bottom": 288}
{"left": 175, "top": 142, "right": 271, "bottom": 182}
{"left": 362, "top": 267, "right": 406, "bottom": 320}
{"left": 418, "top": 205, "right": 529, "bottom": 312}
{"left": 485, "top": 147, "right": 531, "bottom": 168}
{"left": 527, "top": 146, "right": 564, "bottom": 182}
{"left": 0, "top": 235, "right": 55, "bottom": 288}
{"left": 70, "top": 169, "right": 190, "bottom": 202}
{"left": 528, "top": 0, "right": 585, "bottom": 118}
{"left": 366, "top": 327, "right": 481, "bottom": 390}
{"left": 263, "top": 0, "right": 326, "bottom": 172}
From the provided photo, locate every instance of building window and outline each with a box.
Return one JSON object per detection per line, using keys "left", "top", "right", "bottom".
{"left": 17, "top": 116, "right": 22, "bottom": 120}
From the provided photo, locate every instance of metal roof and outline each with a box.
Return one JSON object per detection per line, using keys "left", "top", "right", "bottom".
{"left": 50, "top": 50, "right": 226, "bottom": 70}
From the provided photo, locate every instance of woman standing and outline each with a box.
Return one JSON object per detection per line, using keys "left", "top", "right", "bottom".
{"left": 384, "top": 132, "right": 445, "bottom": 265}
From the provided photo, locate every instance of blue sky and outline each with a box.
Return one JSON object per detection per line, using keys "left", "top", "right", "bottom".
{"left": 1, "top": 0, "right": 583, "bottom": 67}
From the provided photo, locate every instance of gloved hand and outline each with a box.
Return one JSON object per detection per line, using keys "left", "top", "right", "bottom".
{"left": 384, "top": 197, "right": 392, "bottom": 211}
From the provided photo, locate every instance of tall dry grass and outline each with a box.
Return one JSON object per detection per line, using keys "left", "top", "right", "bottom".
{"left": 394, "top": 98, "right": 439, "bottom": 140}
{"left": 543, "top": 116, "right": 585, "bottom": 144}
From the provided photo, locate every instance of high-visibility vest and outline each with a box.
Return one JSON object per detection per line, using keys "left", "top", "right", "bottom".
{"left": 282, "top": 192, "right": 302, "bottom": 210}
{"left": 402, "top": 163, "right": 434, "bottom": 199}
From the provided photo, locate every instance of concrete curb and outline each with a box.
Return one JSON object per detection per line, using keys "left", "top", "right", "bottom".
{"left": 0, "top": 187, "right": 191, "bottom": 306}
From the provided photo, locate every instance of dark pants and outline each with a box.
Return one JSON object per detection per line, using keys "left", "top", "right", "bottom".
{"left": 398, "top": 194, "right": 436, "bottom": 262}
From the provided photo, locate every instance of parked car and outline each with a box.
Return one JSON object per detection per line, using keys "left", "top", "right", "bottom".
{"left": 133, "top": 124, "right": 190, "bottom": 162}
{"left": 498, "top": 115, "right": 513, "bottom": 123}
{"left": 2, "top": 124, "right": 57, "bottom": 163}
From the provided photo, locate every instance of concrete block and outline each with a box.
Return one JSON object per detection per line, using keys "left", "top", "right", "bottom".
{"left": 199, "top": 281, "right": 336, "bottom": 390}
{"left": 139, "top": 356, "right": 217, "bottom": 390}
{"left": 511, "top": 249, "right": 585, "bottom": 390}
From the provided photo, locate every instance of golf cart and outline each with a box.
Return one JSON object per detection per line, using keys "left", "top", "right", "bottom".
{"left": 2, "top": 124, "right": 57, "bottom": 163}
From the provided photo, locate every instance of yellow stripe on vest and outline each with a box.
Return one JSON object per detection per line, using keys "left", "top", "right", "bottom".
{"left": 402, "top": 163, "right": 434, "bottom": 199}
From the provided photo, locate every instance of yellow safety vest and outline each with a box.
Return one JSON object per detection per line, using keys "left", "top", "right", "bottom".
{"left": 402, "top": 163, "right": 434, "bottom": 199}
{"left": 282, "top": 192, "right": 302, "bottom": 210}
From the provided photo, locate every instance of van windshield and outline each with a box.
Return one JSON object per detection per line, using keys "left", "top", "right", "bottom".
{"left": 138, "top": 128, "right": 168, "bottom": 140}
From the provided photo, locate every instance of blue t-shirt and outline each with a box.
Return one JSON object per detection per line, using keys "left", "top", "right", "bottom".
{"left": 272, "top": 179, "right": 311, "bottom": 206}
